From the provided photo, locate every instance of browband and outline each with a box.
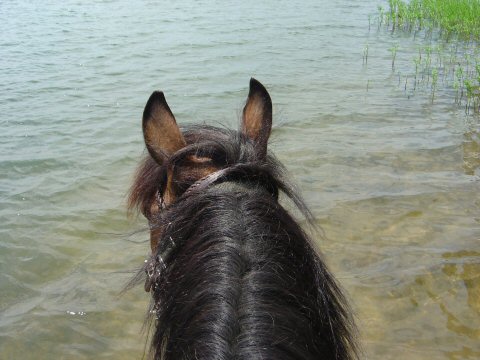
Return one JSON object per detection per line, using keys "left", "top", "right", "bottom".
{"left": 182, "top": 163, "right": 278, "bottom": 199}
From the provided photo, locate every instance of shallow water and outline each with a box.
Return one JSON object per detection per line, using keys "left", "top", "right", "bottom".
{"left": 1, "top": 0, "right": 479, "bottom": 359}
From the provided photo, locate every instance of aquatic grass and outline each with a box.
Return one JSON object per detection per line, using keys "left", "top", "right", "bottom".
{"left": 386, "top": 0, "right": 480, "bottom": 41}
{"left": 453, "top": 66, "right": 464, "bottom": 102}
{"left": 363, "top": 43, "right": 369, "bottom": 65}
{"left": 374, "top": 0, "right": 480, "bottom": 114}
{"left": 465, "top": 77, "right": 480, "bottom": 113}
{"left": 431, "top": 68, "right": 438, "bottom": 102}
{"left": 413, "top": 55, "right": 420, "bottom": 89}
{"left": 390, "top": 44, "right": 399, "bottom": 69}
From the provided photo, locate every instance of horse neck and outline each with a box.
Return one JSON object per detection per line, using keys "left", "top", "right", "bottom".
{"left": 150, "top": 184, "right": 356, "bottom": 360}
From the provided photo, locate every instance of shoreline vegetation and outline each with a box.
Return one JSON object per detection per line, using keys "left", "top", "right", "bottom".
{"left": 375, "top": 0, "right": 480, "bottom": 114}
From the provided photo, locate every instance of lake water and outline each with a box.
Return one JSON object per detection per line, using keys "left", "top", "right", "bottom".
{"left": 1, "top": 0, "right": 479, "bottom": 359}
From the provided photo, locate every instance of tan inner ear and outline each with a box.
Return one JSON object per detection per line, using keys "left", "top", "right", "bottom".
{"left": 242, "top": 98, "right": 265, "bottom": 141}
{"left": 145, "top": 104, "right": 186, "bottom": 157}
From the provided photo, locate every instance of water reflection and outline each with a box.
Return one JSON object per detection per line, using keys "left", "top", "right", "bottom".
{"left": 463, "top": 130, "right": 480, "bottom": 175}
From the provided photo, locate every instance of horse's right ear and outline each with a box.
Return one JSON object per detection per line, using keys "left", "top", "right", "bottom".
{"left": 142, "top": 91, "right": 186, "bottom": 164}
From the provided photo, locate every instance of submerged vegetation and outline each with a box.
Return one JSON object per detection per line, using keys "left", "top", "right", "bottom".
{"left": 376, "top": 0, "right": 480, "bottom": 114}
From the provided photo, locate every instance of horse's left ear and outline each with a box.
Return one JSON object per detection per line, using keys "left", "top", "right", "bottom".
{"left": 241, "top": 78, "right": 272, "bottom": 158}
{"left": 142, "top": 91, "right": 186, "bottom": 164}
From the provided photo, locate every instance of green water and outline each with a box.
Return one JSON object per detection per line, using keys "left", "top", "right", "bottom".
{"left": 1, "top": 1, "right": 479, "bottom": 359}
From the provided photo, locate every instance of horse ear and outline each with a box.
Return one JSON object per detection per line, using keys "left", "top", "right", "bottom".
{"left": 142, "top": 91, "right": 186, "bottom": 164}
{"left": 241, "top": 78, "right": 272, "bottom": 158}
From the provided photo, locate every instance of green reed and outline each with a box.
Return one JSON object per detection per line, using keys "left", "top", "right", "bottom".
{"left": 376, "top": 0, "right": 480, "bottom": 114}
{"left": 386, "top": 0, "right": 480, "bottom": 41}
{"left": 390, "top": 44, "right": 399, "bottom": 69}
{"left": 363, "top": 43, "right": 369, "bottom": 65}
{"left": 431, "top": 68, "right": 438, "bottom": 102}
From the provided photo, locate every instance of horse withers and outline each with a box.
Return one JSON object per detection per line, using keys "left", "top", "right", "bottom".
{"left": 129, "top": 79, "right": 358, "bottom": 360}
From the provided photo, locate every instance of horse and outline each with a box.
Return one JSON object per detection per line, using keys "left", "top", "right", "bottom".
{"left": 128, "top": 78, "right": 358, "bottom": 360}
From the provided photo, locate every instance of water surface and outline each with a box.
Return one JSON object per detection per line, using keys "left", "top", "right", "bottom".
{"left": 1, "top": 1, "right": 479, "bottom": 359}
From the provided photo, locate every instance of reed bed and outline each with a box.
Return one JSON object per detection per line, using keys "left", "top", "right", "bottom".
{"left": 386, "top": 0, "right": 480, "bottom": 41}
{"left": 376, "top": 0, "right": 480, "bottom": 113}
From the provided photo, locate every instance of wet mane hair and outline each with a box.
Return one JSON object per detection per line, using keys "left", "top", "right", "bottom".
{"left": 128, "top": 79, "right": 358, "bottom": 360}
